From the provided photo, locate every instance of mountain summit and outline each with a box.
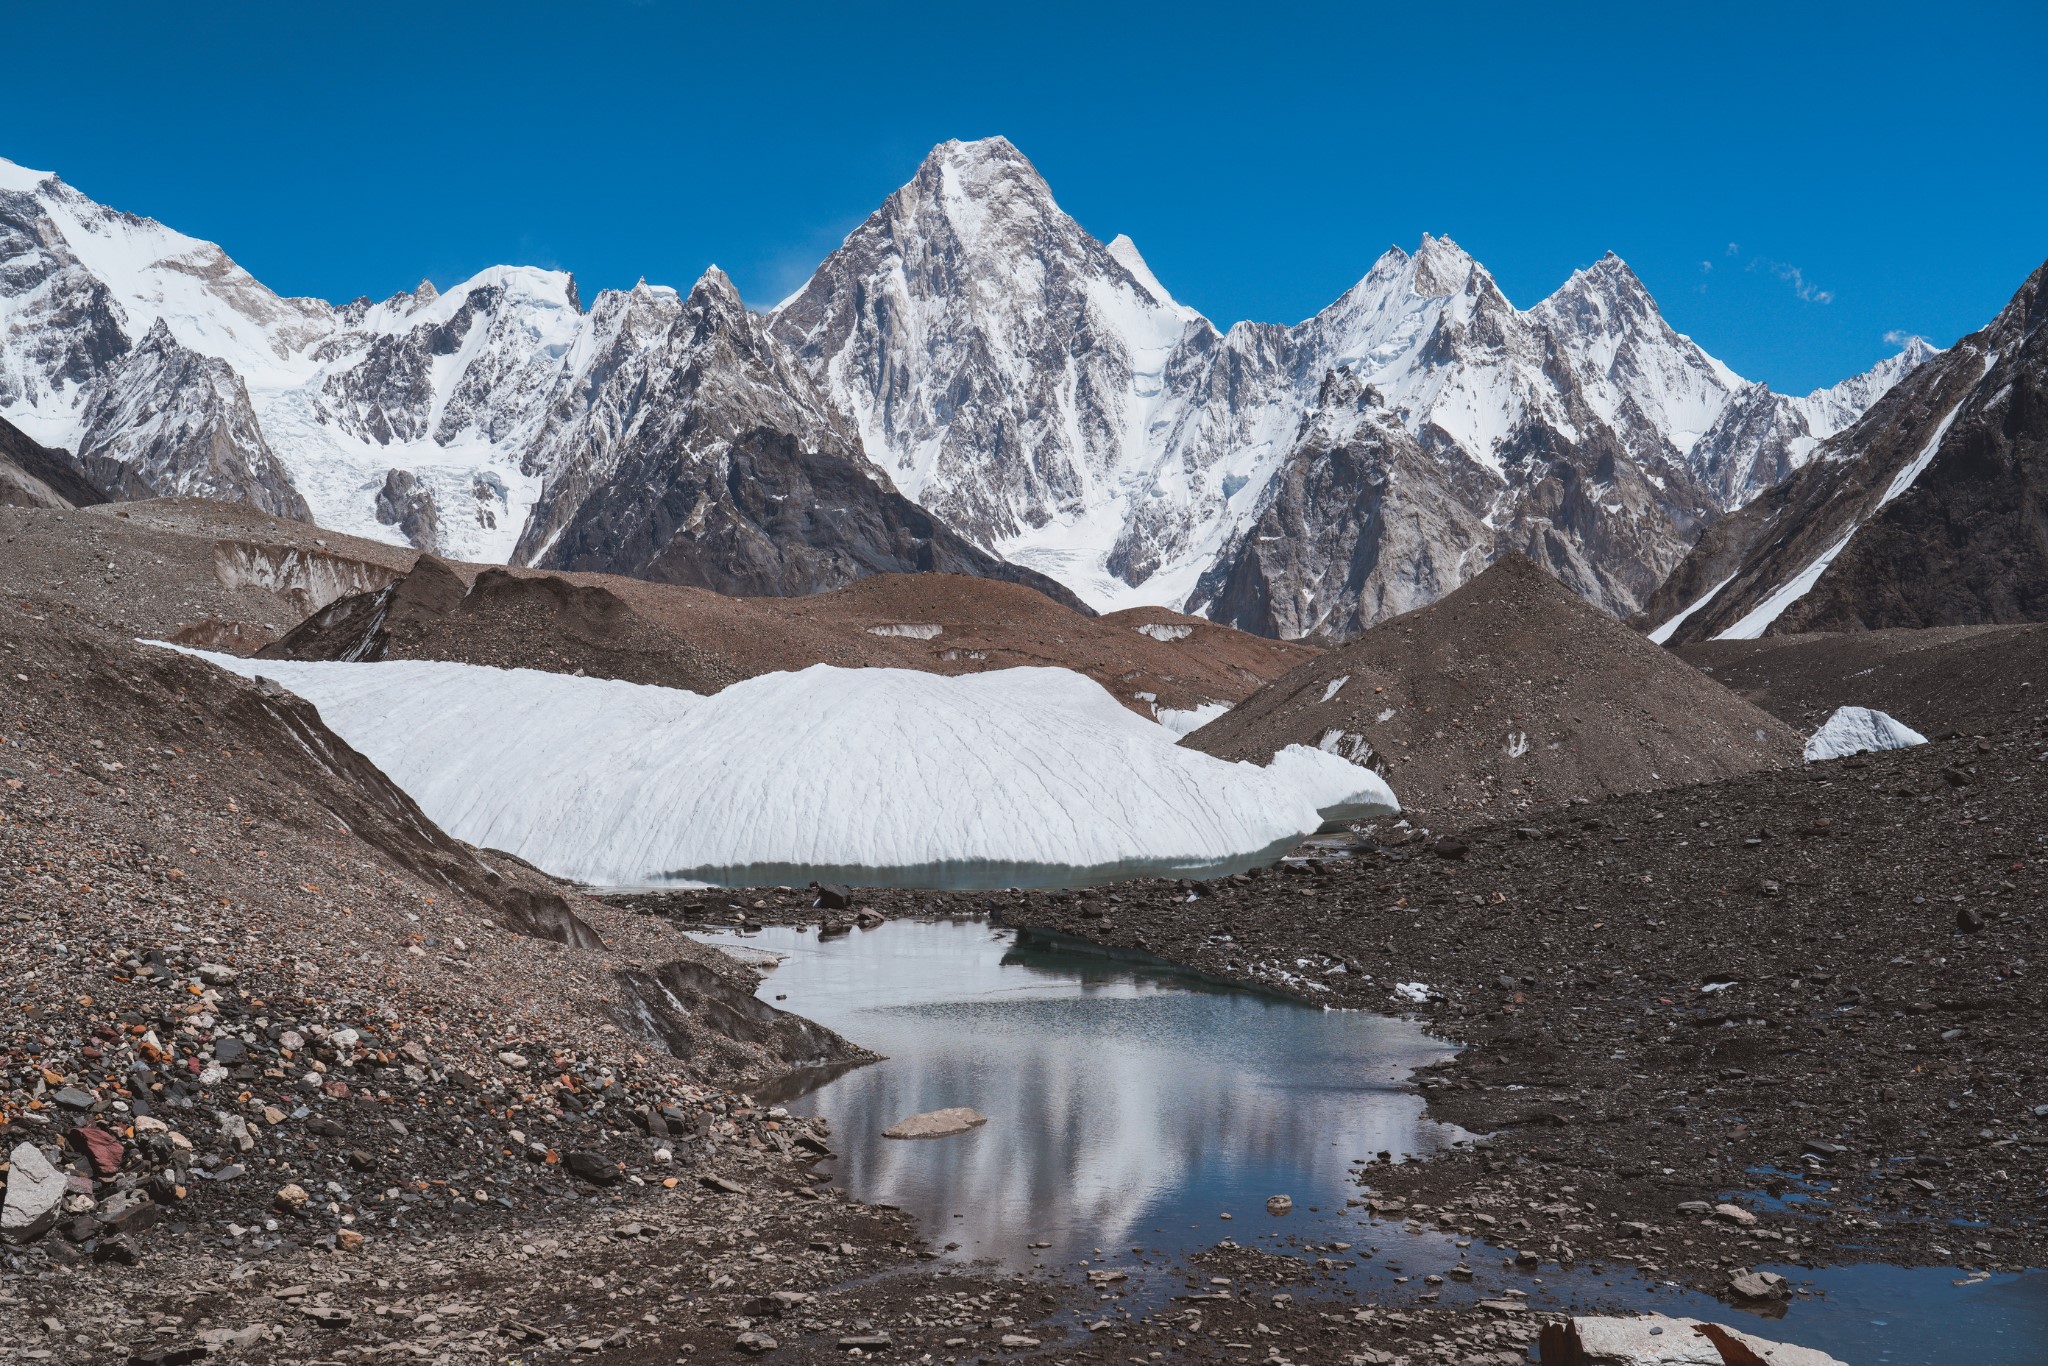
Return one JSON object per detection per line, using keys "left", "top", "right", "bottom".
{"left": 0, "top": 145, "right": 1936, "bottom": 635}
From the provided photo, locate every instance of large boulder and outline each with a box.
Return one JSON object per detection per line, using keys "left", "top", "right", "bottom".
{"left": 1539, "top": 1314, "right": 1846, "bottom": 1365}
{"left": 2, "top": 1142, "right": 66, "bottom": 1242}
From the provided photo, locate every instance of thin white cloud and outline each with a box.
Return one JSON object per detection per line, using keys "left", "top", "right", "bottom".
{"left": 1746, "top": 256, "right": 1834, "bottom": 304}
{"left": 1884, "top": 328, "right": 1929, "bottom": 347}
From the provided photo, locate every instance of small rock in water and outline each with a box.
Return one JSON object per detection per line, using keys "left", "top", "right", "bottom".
{"left": 1727, "top": 1267, "right": 1789, "bottom": 1300}
{"left": 884, "top": 1107, "right": 988, "bottom": 1140}
{"left": 1265, "top": 1194, "right": 1294, "bottom": 1216}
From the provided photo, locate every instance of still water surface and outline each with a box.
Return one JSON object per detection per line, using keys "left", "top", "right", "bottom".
{"left": 695, "top": 920, "right": 2048, "bottom": 1364}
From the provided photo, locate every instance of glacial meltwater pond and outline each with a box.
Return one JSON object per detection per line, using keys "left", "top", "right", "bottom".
{"left": 695, "top": 920, "right": 2048, "bottom": 1366}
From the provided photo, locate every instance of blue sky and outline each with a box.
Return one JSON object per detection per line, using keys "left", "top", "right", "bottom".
{"left": 7, "top": 1, "right": 2043, "bottom": 392}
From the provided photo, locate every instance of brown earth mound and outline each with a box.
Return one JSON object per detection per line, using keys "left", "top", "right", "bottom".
{"left": 266, "top": 556, "right": 1318, "bottom": 714}
{"left": 1677, "top": 622, "right": 2048, "bottom": 738}
{"left": 4, "top": 499, "right": 1314, "bottom": 713}
{"left": 0, "top": 498, "right": 413, "bottom": 649}
{"left": 1183, "top": 554, "right": 1802, "bottom": 817}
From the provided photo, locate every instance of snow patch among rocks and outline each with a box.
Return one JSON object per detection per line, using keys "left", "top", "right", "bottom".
{"left": 1135, "top": 622, "right": 1194, "bottom": 642}
{"left": 1155, "top": 701, "right": 1228, "bottom": 737}
{"left": 1803, "top": 706, "right": 1928, "bottom": 762}
{"left": 162, "top": 650, "right": 1397, "bottom": 889}
{"left": 865, "top": 623, "right": 943, "bottom": 639}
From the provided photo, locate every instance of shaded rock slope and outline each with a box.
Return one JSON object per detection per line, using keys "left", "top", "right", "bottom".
{"left": 1183, "top": 554, "right": 1801, "bottom": 817}
{"left": 1677, "top": 622, "right": 2048, "bottom": 739}
{"left": 0, "top": 414, "right": 102, "bottom": 509}
{"left": 1642, "top": 256, "right": 2048, "bottom": 644}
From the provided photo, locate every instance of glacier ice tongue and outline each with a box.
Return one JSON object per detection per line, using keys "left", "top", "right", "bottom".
{"left": 1803, "top": 706, "right": 1929, "bottom": 763}
{"left": 158, "top": 650, "right": 1397, "bottom": 889}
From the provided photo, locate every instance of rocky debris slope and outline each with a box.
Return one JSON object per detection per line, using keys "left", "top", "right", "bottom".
{"left": 0, "top": 604, "right": 880, "bottom": 1290}
{"left": 0, "top": 415, "right": 102, "bottom": 509}
{"left": 0, "top": 500, "right": 412, "bottom": 651}
{"left": 265, "top": 557, "right": 1316, "bottom": 717}
{"left": 1183, "top": 554, "right": 1800, "bottom": 818}
{"left": 774, "top": 138, "right": 1930, "bottom": 629}
{"left": 1643, "top": 256, "right": 2048, "bottom": 644}
{"left": 1677, "top": 623, "right": 2048, "bottom": 738}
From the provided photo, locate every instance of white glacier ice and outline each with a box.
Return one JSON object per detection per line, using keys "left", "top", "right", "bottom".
{"left": 161, "top": 650, "right": 1397, "bottom": 889}
{"left": 1803, "top": 706, "right": 1928, "bottom": 763}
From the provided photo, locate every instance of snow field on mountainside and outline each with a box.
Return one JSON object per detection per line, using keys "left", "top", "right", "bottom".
{"left": 163, "top": 650, "right": 1397, "bottom": 888}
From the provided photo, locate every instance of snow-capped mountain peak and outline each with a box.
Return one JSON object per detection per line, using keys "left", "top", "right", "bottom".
{"left": 0, "top": 156, "right": 56, "bottom": 194}
{"left": 0, "top": 139, "right": 1942, "bottom": 641}
{"left": 1407, "top": 232, "right": 1483, "bottom": 298}
{"left": 768, "top": 136, "right": 1217, "bottom": 597}
{"left": 1533, "top": 250, "right": 1744, "bottom": 460}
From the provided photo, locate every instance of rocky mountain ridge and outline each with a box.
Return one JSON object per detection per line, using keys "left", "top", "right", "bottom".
{"left": 772, "top": 139, "right": 1935, "bottom": 633}
{"left": 1, "top": 145, "right": 1934, "bottom": 635}
{"left": 1641, "top": 257, "right": 2047, "bottom": 644}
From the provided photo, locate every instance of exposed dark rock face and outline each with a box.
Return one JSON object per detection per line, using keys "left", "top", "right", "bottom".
{"left": 1642, "top": 258, "right": 2048, "bottom": 644}
{"left": 71, "top": 322, "right": 310, "bottom": 520}
{"left": 373, "top": 468, "right": 442, "bottom": 551}
{"left": 1191, "top": 377, "right": 1494, "bottom": 638}
{"left": 0, "top": 182, "right": 133, "bottom": 408}
{"left": 0, "top": 414, "right": 102, "bottom": 508}
{"left": 518, "top": 270, "right": 1090, "bottom": 611}
{"left": 1194, "top": 366, "right": 1703, "bottom": 639}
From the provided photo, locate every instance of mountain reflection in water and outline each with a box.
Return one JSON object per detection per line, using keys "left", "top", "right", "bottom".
{"left": 692, "top": 919, "right": 1470, "bottom": 1267}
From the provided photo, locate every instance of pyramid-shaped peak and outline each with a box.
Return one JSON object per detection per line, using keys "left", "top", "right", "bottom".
{"left": 1894, "top": 334, "right": 1941, "bottom": 366}
{"left": 1105, "top": 233, "right": 1178, "bottom": 306}
{"left": 916, "top": 136, "right": 1047, "bottom": 190}
{"left": 929, "top": 134, "right": 1026, "bottom": 163}
{"left": 1410, "top": 233, "right": 1482, "bottom": 297}
{"left": 684, "top": 264, "right": 746, "bottom": 312}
